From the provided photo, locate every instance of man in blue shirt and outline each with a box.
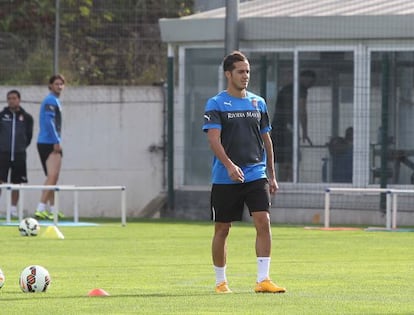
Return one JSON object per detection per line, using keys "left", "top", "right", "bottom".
{"left": 35, "top": 74, "right": 65, "bottom": 220}
{"left": 203, "top": 51, "right": 286, "bottom": 294}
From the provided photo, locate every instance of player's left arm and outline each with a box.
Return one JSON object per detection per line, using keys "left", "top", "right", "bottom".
{"left": 262, "top": 132, "right": 278, "bottom": 194}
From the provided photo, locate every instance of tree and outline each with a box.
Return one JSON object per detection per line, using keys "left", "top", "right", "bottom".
{"left": 0, "top": 0, "right": 193, "bottom": 84}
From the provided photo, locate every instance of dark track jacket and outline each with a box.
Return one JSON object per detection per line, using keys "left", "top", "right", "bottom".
{"left": 0, "top": 106, "right": 34, "bottom": 159}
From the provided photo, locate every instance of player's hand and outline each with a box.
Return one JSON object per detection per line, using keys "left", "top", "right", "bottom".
{"left": 269, "top": 178, "right": 278, "bottom": 195}
{"left": 227, "top": 164, "right": 245, "bottom": 183}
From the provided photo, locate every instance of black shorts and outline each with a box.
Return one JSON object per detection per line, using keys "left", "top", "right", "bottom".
{"left": 0, "top": 152, "right": 28, "bottom": 183}
{"left": 37, "top": 143, "right": 62, "bottom": 176}
{"left": 210, "top": 178, "right": 271, "bottom": 223}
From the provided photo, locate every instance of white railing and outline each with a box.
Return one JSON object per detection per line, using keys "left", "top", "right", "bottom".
{"left": 0, "top": 184, "right": 127, "bottom": 226}
{"left": 324, "top": 187, "right": 414, "bottom": 229}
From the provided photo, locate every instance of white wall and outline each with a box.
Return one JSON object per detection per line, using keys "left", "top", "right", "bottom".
{"left": 0, "top": 86, "right": 165, "bottom": 218}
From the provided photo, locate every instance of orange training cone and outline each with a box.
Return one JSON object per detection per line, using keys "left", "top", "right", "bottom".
{"left": 88, "top": 288, "right": 110, "bottom": 297}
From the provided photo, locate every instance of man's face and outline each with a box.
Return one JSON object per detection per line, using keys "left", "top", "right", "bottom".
{"left": 227, "top": 60, "right": 250, "bottom": 91}
{"left": 7, "top": 93, "right": 20, "bottom": 111}
{"left": 49, "top": 79, "right": 65, "bottom": 96}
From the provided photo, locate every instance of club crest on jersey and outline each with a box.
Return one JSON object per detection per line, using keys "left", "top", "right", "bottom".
{"left": 251, "top": 98, "right": 258, "bottom": 108}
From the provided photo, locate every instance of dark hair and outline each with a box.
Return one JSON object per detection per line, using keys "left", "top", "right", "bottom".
{"left": 7, "top": 89, "right": 20, "bottom": 99}
{"left": 49, "top": 74, "right": 65, "bottom": 85}
{"left": 222, "top": 50, "right": 248, "bottom": 72}
{"left": 300, "top": 70, "right": 316, "bottom": 79}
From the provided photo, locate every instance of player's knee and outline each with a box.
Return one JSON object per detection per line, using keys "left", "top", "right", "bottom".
{"left": 253, "top": 212, "right": 270, "bottom": 227}
{"left": 47, "top": 173, "right": 59, "bottom": 184}
{"left": 215, "top": 222, "right": 231, "bottom": 238}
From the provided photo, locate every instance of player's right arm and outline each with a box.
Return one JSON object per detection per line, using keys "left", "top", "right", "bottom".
{"left": 207, "top": 128, "right": 244, "bottom": 183}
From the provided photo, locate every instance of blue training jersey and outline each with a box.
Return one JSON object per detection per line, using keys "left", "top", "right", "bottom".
{"left": 202, "top": 90, "right": 271, "bottom": 184}
{"left": 37, "top": 93, "right": 62, "bottom": 144}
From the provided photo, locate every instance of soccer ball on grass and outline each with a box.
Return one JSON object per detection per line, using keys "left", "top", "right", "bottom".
{"left": 18, "top": 218, "right": 40, "bottom": 236}
{"left": 19, "top": 265, "right": 51, "bottom": 293}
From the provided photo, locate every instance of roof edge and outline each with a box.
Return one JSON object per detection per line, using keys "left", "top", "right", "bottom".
{"left": 159, "top": 17, "right": 225, "bottom": 43}
{"left": 160, "top": 15, "right": 414, "bottom": 44}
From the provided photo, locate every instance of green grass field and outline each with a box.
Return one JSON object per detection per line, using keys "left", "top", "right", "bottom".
{"left": 0, "top": 219, "right": 413, "bottom": 314}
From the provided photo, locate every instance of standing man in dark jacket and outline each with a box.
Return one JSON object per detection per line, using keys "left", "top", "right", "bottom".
{"left": 0, "top": 90, "right": 34, "bottom": 217}
{"left": 270, "top": 70, "right": 316, "bottom": 181}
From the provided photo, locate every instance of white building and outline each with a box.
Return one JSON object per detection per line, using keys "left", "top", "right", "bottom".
{"left": 159, "top": 0, "right": 414, "bottom": 225}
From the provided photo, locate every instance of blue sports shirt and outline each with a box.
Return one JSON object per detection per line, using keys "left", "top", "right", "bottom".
{"left": 37, "top": 93, "right": 62, "bottom": 144}
{"left": 202, "top": 90, "right": 271, "bottom": 184}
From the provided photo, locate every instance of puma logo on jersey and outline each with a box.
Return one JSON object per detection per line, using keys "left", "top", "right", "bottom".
{"left": 204, "top": 114, "right": 211, "bottom": 121}
{"left": 224, "top": 101, "right": 232, "bottom": 106}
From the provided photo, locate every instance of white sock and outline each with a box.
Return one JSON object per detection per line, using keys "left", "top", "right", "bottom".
{"left": 257, "top": 257, "right": 271, "bottom": 282}
{"left": 214, "top": 265, "right": 227, "bottom": 285}
{"left": 37, "top": 203, "right": 46, "bottom": 212}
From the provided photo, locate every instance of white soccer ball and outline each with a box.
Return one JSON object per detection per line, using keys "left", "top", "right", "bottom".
{"left": 19, "top": 265, "right": 51, "bottom": 293}
{"left": 0, "top": 268, "right": 5, "bottom": 289}
{"left": 18, "top": 218, "right": 40, "bottom": 236}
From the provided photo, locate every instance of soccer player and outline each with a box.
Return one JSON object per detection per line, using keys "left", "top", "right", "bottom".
{"left": 0, "top": 90, "right": 34, "bottom": 216}
{"left": 34, "top": 74, "right": 66, "bottom": 220}
{"left": 202, "top": 51, "right": 286, "bottom": 294}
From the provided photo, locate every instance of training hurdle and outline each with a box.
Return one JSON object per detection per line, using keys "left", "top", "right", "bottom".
{"left": 387, "top": 189, "right": 414, "bottom": 230}
{"left": 324, "top": 188, "right": 393, "bottom": 229}
{"left": 325, "top": 187, "right": 414, "bottom": 229}
{"left": 0, "top": 184, "right": 127, "bottom": 226}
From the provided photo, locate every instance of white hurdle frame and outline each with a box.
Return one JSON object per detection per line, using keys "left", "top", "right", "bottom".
{"left": 388, "top": 189, "right": 414, "bottom": 230}
{"left": 0, "top": 184, "right": 127, "bottom": 226}
{"left": 324, "top": 188, "right": 393, "bottom": 229}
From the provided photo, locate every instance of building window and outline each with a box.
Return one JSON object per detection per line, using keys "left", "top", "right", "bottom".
{"left": 370, "top": 52, "right": 414, "bottom": 185}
